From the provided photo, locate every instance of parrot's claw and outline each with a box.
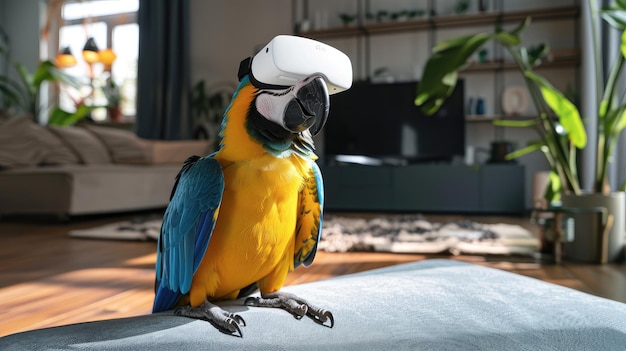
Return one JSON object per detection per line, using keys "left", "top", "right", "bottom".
{"left": 175, "top": 302, "right": 246, "bottom": 337}
{"left": 244, "top": 292, "right": 334, "bottom": 328}
{"left": 309, "top": 308, "right": 334, "bottom": 328}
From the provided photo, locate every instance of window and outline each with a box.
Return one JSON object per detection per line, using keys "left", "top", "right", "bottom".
{"left": 56, "top": 0, "right": 139, "bottom": 122}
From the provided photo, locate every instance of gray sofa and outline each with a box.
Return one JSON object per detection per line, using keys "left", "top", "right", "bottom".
{"left": 0, "top": 115, "right": 212, "bottom": 217}
{"left": 1, "top": 259, "right": 625, "bottom": 350}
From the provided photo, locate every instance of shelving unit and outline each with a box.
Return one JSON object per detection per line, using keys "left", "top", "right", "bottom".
{"left": 295, "top": 2, "right": 580, "bottom": 114}
{"left": 299, "top": 5, "right": 579, "bottom": 40}
{"left": 294, "top": 0, "right": 580, "bottom": 212}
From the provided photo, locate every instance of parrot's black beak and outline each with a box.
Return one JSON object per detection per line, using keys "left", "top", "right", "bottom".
{"left": 283, "top": 76, "right": 330, "bottom": 136}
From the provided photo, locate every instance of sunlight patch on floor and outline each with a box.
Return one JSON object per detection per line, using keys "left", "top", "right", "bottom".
{"left": 0, "top": 267, "right": 155, "bottom": 337}
{"left": 124, "top": 253, "right": 157, "bottom": 266}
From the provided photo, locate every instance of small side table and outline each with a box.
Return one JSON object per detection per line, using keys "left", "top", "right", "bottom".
{"left": 532, "top": 206, "right": 608, "bottom": 264}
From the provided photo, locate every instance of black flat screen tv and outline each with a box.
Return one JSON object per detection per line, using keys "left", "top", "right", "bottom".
{"left": 324, "top": 80, "right": 465, "bottom": 164}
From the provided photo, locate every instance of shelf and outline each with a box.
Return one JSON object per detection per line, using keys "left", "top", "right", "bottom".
{"left": 301, "top": 26, "right": 362, "bottom": 39}
{"left": 299, "top": 5, "right": 579, "bottom": 39}
{"left": 502, "top": 5, "right": 580, "bottom": 23}
{"left": 432, "top": 12, "right": 501, "bottom": 29}
{"left": 462, "top": 55, "right": 580, "bottom": 73}
{"left": 466, "top": 114, "right": 537, "bottom": 123}
{"left": 361, "top": 18, "right": 431, "bottom": 34}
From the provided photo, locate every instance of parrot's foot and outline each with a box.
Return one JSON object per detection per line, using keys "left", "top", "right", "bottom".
{"left": 175, "top": 301, "right": 246, "bottom": 337}
{"left": 244, "top": 292, "right": 334, "bottom": 328}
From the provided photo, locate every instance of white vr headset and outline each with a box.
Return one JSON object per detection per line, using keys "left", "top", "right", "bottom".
{"left": 238, "top": 35, "right": 353, "bottom": 95}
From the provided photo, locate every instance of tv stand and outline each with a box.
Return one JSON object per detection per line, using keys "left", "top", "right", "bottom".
{"left": 320, "top": 162, "right": 525, "bottom": 214}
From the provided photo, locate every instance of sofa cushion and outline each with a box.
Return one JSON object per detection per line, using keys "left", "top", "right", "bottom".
{"left": 82, "top": 124, "right": 151, "bottom": 165}
{"left": 0, "top": 115, "right": 47, "bottom": 169}
{"left": 29, "top": 124, "right": 81, "bottom": 165}
{"left": 48, "top": 126, "right": 112, "bottom": 164}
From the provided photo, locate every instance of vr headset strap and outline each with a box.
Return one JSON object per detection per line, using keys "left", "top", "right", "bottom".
{"left": 237, "top": 56, "right": 290, "bottom": 91}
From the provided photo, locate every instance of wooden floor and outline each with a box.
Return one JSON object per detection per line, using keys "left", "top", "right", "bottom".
{"left": 1, "top": 211, "right": 625, "bottom": 338}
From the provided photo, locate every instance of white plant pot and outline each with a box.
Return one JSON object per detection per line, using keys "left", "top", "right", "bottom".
{"left": 561, "top": 192, "right": 625, "bottom": 263}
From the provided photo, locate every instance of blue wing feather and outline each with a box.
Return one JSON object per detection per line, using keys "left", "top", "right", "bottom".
{"left": 153, "top": 155, "right": 224, "bottom": 313}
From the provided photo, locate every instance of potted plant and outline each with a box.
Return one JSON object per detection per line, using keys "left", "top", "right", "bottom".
{"left": 414, "top": 0, "right": 626, "bottom": 263}
{"left": 103, "top": 78, "right": 122, "bottom": 122}
{"left": 191, "top": 80, "right": 236, "bottom": 149}
{"left": 338, "top": 13, "right": 357, "bottom": 27}
{"left": 0, "top": 45, "right": 90, "bottom": 125}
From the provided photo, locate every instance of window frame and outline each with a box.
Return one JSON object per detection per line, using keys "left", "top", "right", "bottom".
{"left": 45, "top": 0, "right": 139, "bottom": 122}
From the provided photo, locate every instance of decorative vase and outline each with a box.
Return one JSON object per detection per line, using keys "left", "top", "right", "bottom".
{"left": 561, "top": 192, "right": 625, "bottom": 263}
{"left": 108, "top": 106, "right": 123, "bottom": 123}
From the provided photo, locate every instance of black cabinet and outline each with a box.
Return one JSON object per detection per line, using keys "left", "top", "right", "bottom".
{"left": 321, "top": 163, "right": 525, "bottom": 214}
{"left": 322, "top": 165, "right": 394, "bottom": 210}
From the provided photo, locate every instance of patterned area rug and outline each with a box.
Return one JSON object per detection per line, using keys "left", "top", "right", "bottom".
{"left": 319, "top": 215, "right": 540, "bottom": 256}
{"left": 69, "top": 214, "right": 540, "bottom": 256}
{"left": 69, "top": 216, "right": 161, "bottom": 241}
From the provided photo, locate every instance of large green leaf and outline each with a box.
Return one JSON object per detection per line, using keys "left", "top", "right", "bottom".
{"left": 524, "top": 71, "right": 587, "bottom": 148}
{"left": 433, "top": 34, "right": 481, "bottom": 54}
{"left": 527, "top": 43, "right": 550, "bottom": 67}
{"left": 14, "top": 62, "right": 35, "bottom": 96}
{"left": 31, "top": 61, "right": 82, "bottom": 90}
{"left": 415, "top": 17, "right": 534, "bottom": 116}
{"left": 504, "top": 141, "right": 544, "bottom": 160}
{"left": 48, "top": 105, "right": 93, "bottom": 126}
{"left": 618, "top": 108, "right": 626, "bottom": 130}
{"left": 455, "top": 33, "right": 493, "bottom": 66}
{"left": 414, "top": 55, "right": 461, "bottom": 115}
{"left": 0, "top": 76, "right": 29, "bottom": 109}
{"left": 622, "top": 29, "right": 626, "bottom": 59}
{"left": 32, "top": 61, "right": 56, "bottom": 89}
{"left": 46, "top": 61, "right": 82, "bottom": 89}
{"left": 602, "top": 7, "right": 626, "bottom": 30}
{"left": 544, "top": 170, "right": 563, "bottom": 203}
{"left": 416, "top": 33, "right": 492, "bottom": 115}
{"left": 494, "top": 32, "right": 521, "bottom": 46}
{"left": 47, "top": 108, "right": 71, "bottom": 126}
{"left": 492, "top": 118, "right": 539, "bottom": 128}
{"left": 612, "top": 105, "right": 626, "bottom": 135}
{"left": 63, "top": 104, "right": 93, "bottom": 125}
{"left": 509, "top": 16, "right": 531, "bottom": 37}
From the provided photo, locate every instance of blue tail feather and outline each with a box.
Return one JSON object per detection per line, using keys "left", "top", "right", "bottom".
{"left": 153, "top": 286, "right": 181, "bottom": 313}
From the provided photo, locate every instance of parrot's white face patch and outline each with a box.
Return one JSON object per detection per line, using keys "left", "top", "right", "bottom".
{"left": 255, "top": 87, "right": 296, "bottom": 129}
{"left": 254, "top": 75, "right": 329, "bottom": 135}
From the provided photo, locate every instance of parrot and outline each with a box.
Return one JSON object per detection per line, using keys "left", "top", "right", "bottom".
{"left": 151, "top": 62, "right": 334, "bottom": 336}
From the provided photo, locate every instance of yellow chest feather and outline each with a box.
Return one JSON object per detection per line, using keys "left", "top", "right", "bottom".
{"left": 188, "top": 154, "right": 310, "bottom": 304}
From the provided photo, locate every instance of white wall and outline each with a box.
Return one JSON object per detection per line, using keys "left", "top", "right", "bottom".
{"left": 189, "top": 0, "right": 293, "bottom": 87}
{"left": 0, "top": 0, "right": 42, "bottom": 73}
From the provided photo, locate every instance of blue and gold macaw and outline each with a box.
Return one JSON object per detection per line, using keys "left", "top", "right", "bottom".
{"left": 152, "top": 67, "right": 332, "bottom": 336}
